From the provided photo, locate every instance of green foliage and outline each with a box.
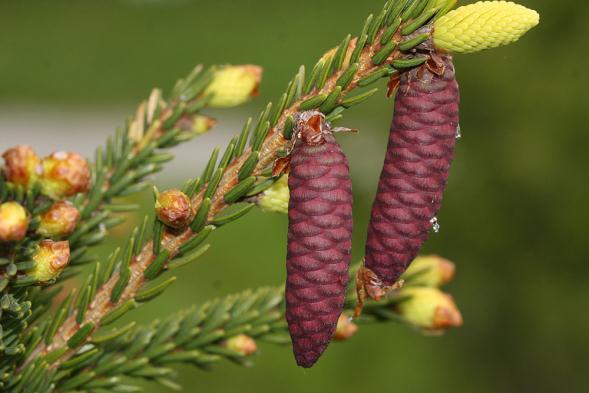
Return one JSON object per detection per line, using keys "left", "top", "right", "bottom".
{"left": 50, "top": 278, "right": 417, "bottom": 392}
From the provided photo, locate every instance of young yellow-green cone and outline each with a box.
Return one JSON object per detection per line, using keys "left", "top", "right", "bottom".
{"left": 38, "top": 200, "right": 81, "bottom": 238}
{"left": 40, "top": 152, "right": 91, "bottom": 199}
{"left": 155, "top": 188, "right": 193, "bottom": 229}
{"left": 31, "top": 240, "right": 70, "bottom": 282}
{"left": 258, "top": 175, "right": 289, "bottom": 214}
{"left": 402, "top": 255, "right": 455, "bottom": 287}
{"left": 204, "top": 65, "right": 262, "bottom": 108}
{"left": 395, "top": 287, "right": 462, "bottom": 333}
{"left": 433, "top": 1, "right": 540, "bottom": 54}
{"left": 0, "top": 201, "right": 29, "bottom": 242}
{"left": 2, "top": 145, "right": 42, "bottom": 189}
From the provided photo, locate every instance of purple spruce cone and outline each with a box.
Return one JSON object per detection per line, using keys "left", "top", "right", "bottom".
{"left": 360, "top": 56, "right": 460, "bottom": 298}
{"left": 285, "top": 111, "right": 353, "bottom": 368}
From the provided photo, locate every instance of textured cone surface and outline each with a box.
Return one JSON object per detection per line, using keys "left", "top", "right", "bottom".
{"left": 364, "top": 56, "right": 460, "bottom": 287}
{"left": 286, "top": 133, "right": 353, "bottom": 368}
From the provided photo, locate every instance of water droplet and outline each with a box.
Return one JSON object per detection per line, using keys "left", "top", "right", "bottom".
{"left": 455, "top": 124, "right": 462, "bottom": 140}
{"left": 430, "top": 217, "right": 440, "bottom": 233}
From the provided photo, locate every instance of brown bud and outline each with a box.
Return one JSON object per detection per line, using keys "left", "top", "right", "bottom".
{"left": 155, "top": 189, "right": 193, "bottom": 229}
{"left": 402, "top": 255, "right": 456, "bottom": 287}
{"left": 31, "top": 240, "right": 70, "bottom": 282}
{"left": 40, "top": 152, "right": 90, "bottom": 199}
{"left": 225, "top": 334, "right": 257, "bottom": 356}
{"left": 395, "top": 287, "right": 463, "bottom": 334}
{"left": 38, "top": 201, "right": 80, "bottom": 238}
{"left": 2, "top": 145, "right": 42, "bottom": 188}
{"left": 333, "top": 314, "right": 358, "bottom": 341}
{"left": 0, "top": 202, "right": 29, "bottom": 242}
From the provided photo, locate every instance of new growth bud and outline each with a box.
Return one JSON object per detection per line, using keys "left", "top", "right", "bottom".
{"left": 225, "top": 334, "right": 257, "bottom": 356}
{"left": 402, "top": 255, "right": 455, "bottom": 287}
{"left": 40, "top": 152, "right": 91, "bottom": 199}
{"left": 205, "top": 65, "right": 262, "bottom": 108}
{"left": 333, "top": 314, "right": 358, "bottom": 341}
{"left": 175, "top": 114, "right": 217, "bottom": 136}
{"left": 395, "top": 287, "right": 463, "bottom": 333}
{"left": 38, "top": 201, "right": 81, "bottom": 238}
{"left": 258, "top": 175, "right": 289, "bottom": 214}
{"left": 0, "top": 202, "right": 29, "bottom": 242}
{"left": 191, "top": 116, "right": 217, "bottom": 135}
{"left": 155, "top": 189, "right": 193, "bottom": 229}
{"left": 2, "top": 145, "right": 42, "bottom": 188}
{"left": 31, "top": 240, "right": 70, "bottom": 282}
{"left": 433, "top": 1, "right": 540, "bottom": 54}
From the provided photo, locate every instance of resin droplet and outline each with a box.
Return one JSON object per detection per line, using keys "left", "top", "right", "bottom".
{"left": 455, "top": 124, "right": 462, "bottom": 140}
{"left": 430, "top": 217, "right": 440, "bottom": 233}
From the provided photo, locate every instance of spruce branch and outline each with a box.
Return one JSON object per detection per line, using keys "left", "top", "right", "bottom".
{"left": 0, "top": 65, "right": 227, "bottom": 296}
{"left": 63, "top": 65, "right": 222, "bottom": 268}
{"left": 22, "top": 0, "right": 455, "bottom": 374}
{"left": 1, "top": 64, "right": 261, "bottom": 386}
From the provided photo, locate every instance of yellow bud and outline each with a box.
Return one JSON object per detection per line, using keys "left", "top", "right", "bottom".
{"left": 175, "top": 114, "right": 217, "bottom": 136}
{"left": 225, "top": 334, "right": 257, "bottom": 356}
{"left": 2, "top": 145, "right": 42, "bottom": 188}
{"left": 155, "top": 189, "right": 193, "bottom": 229}
{"left": 395, "top": 287, "right": 462, "bottom": 333}
{"left": 184, "top": 115, "right": 217, "bottom": 135}
{"left": 192, "top": 116, "right": 217, "bottom": 134}
{"left": 205, "top": 65, "right": 262, "bottom": 108}
{"left": 433, "top": 1, "right": 539, "bottom": 54}
{"left": 38, "top": 201, "right": 81, "bottom": 238}
{"left": 0, "top": 202, "right": 29, "bottom": 242}
{"left": 403, "top": 255, "right": 455, "bottom": 287}
{"left": 40, "top": 152, "right": 91, "bottom": 199}
{"left": 333, "top": 314, "right": 358, "bottom": 341}
{"left": 31, "top": 240, "right": 70, "bottom": 282}
{"left": 258, "top": 175, "right": 289, "bottom": 214}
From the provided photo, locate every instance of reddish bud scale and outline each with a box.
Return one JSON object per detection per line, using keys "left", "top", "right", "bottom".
{"left": 2, "top": 145, "right": 41, "bottom": 188}
{"left": 364, "top": 56, "right": 460, "bottom": 289}
{"left": 286, "top": 114, "right": 353, "bottom": 368}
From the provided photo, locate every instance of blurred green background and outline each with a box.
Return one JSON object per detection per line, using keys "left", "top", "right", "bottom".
{"left": 1, "top": 0, "right": 588, "bottom": 392}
